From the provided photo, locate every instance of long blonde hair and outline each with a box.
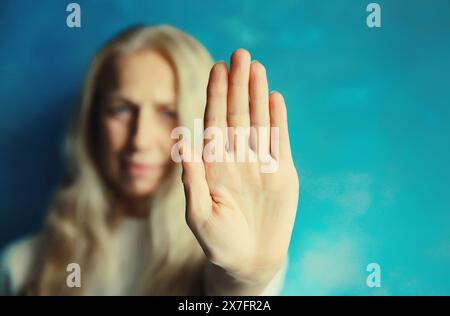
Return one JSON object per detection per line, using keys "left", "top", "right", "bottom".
{"left": 24, "top": 25, "right": 214, "bottom": 295}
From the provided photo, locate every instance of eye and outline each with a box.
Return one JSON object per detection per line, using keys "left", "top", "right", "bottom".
{"left": 107, "top": 104, "right": 132, "bottom": 118}
{"left": 158, "top": 105, "right": 177, "bottom": 121}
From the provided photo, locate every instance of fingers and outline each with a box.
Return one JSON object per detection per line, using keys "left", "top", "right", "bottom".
{"left": 269, "top": 91, "right": 292, "bottom": 161}
{"left": 204, "top": 62, "right": 228, "bottom": 131}
{"left": 249, "top": 61, "right": 270, "bottom": 127}
{"left": 204, "top": 49, "right": 291, "bottom": 164}
{"left": 179, "top": 141, "right": 212, "bottom": 225}
{"left": 249, "top": 61, "right": 270, "bottom": 151}
{"left": 204, "top": 62, "right": 229, "bottom": 157}
{"left": 227, "top": 49, "right": 251, "bottom": 129}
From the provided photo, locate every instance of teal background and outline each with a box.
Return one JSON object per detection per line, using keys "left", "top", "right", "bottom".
{"left": 1, "top": 0, "right": 449, "bottom": 295}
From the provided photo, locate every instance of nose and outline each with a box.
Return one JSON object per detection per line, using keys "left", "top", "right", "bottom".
{"left": 131, "top": 106, "right": 156, "bottom": 151}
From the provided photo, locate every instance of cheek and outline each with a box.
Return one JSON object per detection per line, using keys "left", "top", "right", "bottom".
{"left": 160, "top": 123, "right": 177, "bottom": 161}
{"left": 103, "top": 118, "right": 129, "bottom": 153}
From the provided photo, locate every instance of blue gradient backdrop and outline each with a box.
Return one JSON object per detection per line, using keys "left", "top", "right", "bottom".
{"left": 1, "top": 0, "right": 449, "bottom": 295}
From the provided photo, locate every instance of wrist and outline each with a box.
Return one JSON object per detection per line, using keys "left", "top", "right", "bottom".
{"left": 204, "top": 259, "right": 285, "bottom": 296}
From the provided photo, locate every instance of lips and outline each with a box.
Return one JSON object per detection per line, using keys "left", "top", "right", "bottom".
{"left": 126, "top": 161, "right": 163, "bottom": 176}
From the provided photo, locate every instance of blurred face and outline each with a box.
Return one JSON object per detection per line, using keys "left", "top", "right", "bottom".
{"left": 99, "top": 49, "right": 178, "bottom": 198}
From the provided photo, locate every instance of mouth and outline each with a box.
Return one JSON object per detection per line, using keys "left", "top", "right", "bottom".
{"left": 126, "top": 161, "right": 163, "bottom": 177}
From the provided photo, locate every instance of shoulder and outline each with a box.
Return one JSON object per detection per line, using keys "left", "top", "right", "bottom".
{"left": 0, "top": 236, "right": 39, "bottom": 295}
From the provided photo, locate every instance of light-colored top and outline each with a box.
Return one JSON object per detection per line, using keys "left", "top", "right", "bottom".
{"left": 0, "top": 218, "right": 286, "bottom": 295}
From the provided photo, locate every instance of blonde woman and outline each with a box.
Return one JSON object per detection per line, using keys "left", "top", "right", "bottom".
{"left": 0, "top": 25, "right": 299, "bottom": 295}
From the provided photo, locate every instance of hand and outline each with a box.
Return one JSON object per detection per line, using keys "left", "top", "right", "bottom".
{"left": 180, "top": 49, "right": 299, "bottom": 288}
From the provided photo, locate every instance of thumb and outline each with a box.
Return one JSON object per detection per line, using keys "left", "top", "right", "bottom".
{"left": 179, "top": 141, "right": 211, "bottom": 226}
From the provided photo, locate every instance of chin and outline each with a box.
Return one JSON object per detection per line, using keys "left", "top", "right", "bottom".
{"left": 123, "top": 179, "right": 159, "bottom": 198}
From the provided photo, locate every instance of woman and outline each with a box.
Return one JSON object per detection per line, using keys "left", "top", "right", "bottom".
{"left": 0, "top": 25, "right": 299, "bottom": 295}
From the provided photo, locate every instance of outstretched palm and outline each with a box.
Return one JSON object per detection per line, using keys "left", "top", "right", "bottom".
{"left": 180, "top": 49, "right": 299, "bottom": 283}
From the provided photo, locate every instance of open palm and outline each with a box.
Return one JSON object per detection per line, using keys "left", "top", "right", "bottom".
{"left": 180, "top": 49, "right": 299, "bottom": 283}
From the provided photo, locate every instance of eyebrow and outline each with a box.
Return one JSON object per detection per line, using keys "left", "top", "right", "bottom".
{"left": 107, "top": 92, "right": 177, "bottom": 109}
{"left": 108, "top": 94, "right": 140, "bottom": 108}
